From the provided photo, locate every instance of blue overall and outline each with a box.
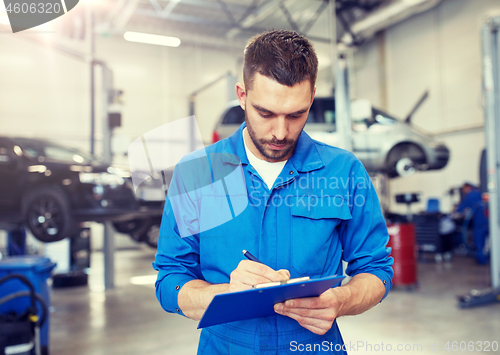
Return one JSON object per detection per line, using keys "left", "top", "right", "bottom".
{"left": 153, "top": 123, "right": 393, "bottom": 354}
{"left": 457, "top": 189, "right": 489, "bottom": 264}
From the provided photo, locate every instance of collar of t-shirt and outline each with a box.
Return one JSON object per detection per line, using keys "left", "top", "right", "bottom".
{"left": 242, "top": 128, "right": 287, "bottom": 191}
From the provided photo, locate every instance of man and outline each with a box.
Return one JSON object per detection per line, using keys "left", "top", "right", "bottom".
{"left": 456, "top": 183, "right": 489, "bottom": 265}
{"left": 153, "top": 30, "right": 393, "bottom": 354}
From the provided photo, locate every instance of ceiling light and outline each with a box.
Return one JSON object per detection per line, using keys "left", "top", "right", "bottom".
{"left": 124, "top": 31, "right": 181, "bottom": 47}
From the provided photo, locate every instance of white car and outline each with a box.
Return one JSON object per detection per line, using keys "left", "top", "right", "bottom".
{"left": 212, "top": 98, "right": 449, "bottom": 178}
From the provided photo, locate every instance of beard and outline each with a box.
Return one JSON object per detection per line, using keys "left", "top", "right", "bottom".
{"left": 244, "top": 109, "right": 299, "bottom": 162}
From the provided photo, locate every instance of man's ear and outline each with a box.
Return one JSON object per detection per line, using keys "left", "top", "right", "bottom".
{"left": 236, "top": 83, "right": 246, "bottom": 110}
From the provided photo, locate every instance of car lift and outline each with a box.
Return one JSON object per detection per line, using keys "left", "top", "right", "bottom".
{"left": 457, "top": 16, "right": 500, "bottom": 308}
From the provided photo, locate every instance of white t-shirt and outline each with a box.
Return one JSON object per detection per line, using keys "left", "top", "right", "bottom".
{"left": 243, "top": 128, "right": 287, "bottom": 190}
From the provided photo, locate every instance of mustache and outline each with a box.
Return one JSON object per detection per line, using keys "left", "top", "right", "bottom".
{"left": 260, "top": 138, "right": 294, "bottom": 145}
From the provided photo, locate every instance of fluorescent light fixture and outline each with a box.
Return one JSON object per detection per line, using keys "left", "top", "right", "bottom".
{"left": 124, "top": 31, "right": 181, "bottom": 47}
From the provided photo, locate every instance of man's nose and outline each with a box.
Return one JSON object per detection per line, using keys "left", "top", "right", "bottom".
{"left": 272, "top": 117, "right": 288, "bottom": 141}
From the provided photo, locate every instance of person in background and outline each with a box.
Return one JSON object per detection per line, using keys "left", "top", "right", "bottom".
{"left": 456, "top": 182, "right": 489, "bottom": 265}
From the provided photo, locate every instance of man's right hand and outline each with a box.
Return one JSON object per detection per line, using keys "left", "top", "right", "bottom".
{"left": 178, "top": 261, "right": 290, "bottom": 320}
{"left": 228, "top": 260, "right": 290, "bottom": 293}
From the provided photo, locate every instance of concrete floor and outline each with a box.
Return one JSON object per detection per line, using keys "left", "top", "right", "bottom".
{"left": 49, "top": 243, "right": 500, "bottom": 355}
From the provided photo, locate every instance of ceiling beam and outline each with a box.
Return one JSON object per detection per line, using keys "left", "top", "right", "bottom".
{"left": 162, "top": 0, "right": 182, "bottom": 17}
{"left": 216, "top": 0, "right": 239, "bottom": 27}
{"left": 107, "top": 0, "right": 128, "bottom": 26}
{"left": 112, "top": 0, "right": 143, "bottom": 30}
{"left": 226, "top": 0, "right": 281, "bottom": 39}
{"left": 127, "top": 6, "right": 333, "bottom": 44}
{"left": 161, "top": 0, "right": 248, "bottom": 13}
{"left": 302, "top": 0, "right": 329, "bottom": 34}
{"left": 149, "top": 0, "right": 183, "bottom": 17}
{"left": 344, "top": 0, "right": 442, "bottom": 43}
{"left": 134, "top": 8, "right": 234, "bottom": 26}
{"left": 278, "top": 0, "right": 300, "bottom": 33}
{"left": 109, "top": 23, "right": 248, "bottom": 53}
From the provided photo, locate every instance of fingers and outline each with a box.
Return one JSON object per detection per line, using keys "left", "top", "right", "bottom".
{"left": 229, "top": 261, "right": 290, "bottom": 291}
{"left": 237, "top": 260, "right": 289, "bottom": 282}
{"left": 275, "top": 304, "right": 335, "bottom": 321}
{"left": 280, "top": 289, "right": 337, "bottom": 310}
{"left": 274, "top": 303, "right": 336, "bottom": 335}
{"left": 283, "top": 297, "right": 326, "bottom": 309}
{"left": 277, "top": 269, "right": 291, "bottom": 280}
{"left": 273, "top": 290, "right": 339, "bottom": 335}
{"left": 227, "top": 279, "right": 252, "bottom": 293}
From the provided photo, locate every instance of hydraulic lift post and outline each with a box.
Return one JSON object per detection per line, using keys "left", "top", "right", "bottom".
{"left": 458, "top": 16, "right": 500, "bottom": 307}
{"left": 101, "top": 65, "right": 115, "bottom": 290}
{"left": 483, "top": 17, "right": 500, "bottom": 290}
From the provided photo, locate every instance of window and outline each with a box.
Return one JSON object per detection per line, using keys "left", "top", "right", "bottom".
{"left": 45, "top": 146, "right": 87, "bottom": 163}
{"left": 307, "top": 98, "right": 336, "bottom": 127}
{"left": 0, "top": 141, "right": 16, "bottom": 168}
{"left": 0, "top": 141, "right": 12, "bottom": 164}
{"left": 0, "top": 147, "right": 11, "bottom": 163}
{"left": 324, "top": 110, "right": 335, "bottom": 124}
{"left": 372, "top": 109, "right": 396, "bottom": 125}
{"left": 14, "top": 138, "right": 94, "bottom": 164}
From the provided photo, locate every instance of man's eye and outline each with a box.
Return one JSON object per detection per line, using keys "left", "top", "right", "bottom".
{"left": 289, "top": 115, "right": 302, "bottom": 119}
{"left": 259, "top": 113, "right": 273, "bottom": 118}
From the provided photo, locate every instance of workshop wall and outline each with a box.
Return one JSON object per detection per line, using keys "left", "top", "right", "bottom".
{"left": 0, "top": 34, "right": 90, "bottom": 151}
{"left": 354, "top": 0, "right": 498, "bottom": 213}
{"left": 0, "top": 32, "right": 241, "bottom": 160}
{"left": 95, "top": 36, "right": 241, "bottom": 147}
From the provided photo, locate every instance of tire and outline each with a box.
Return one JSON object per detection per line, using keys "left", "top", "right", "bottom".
{"left": 52, "top": 272, "right": 88, "bottom": 288}
{"left": 395, "top": 157, "right": 416, "bottom": 177}
{"left": 22, "top": 186, "right": 75, "bottom": 243}
{"left": 113, "top": 219, "right": 145, "bottom": 235}
{"left": 386, "top": 143, "right": 426, "bottom": 178}
{"left": 129, "top": 227, "right": 147, "bottom": 243}
{"left": 136, "top": 217, "right": 161, "bottom": 248}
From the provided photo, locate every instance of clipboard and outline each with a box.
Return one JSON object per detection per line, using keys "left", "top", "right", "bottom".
{"left": 198, "top": 275, "right": 344, "bottom": 328}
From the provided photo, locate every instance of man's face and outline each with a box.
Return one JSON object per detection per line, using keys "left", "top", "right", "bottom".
{"left": 236, "top": 73, "right": 315, "bottom": 162}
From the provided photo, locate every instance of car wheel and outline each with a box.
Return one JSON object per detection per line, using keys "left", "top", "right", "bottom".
{"left": 22, "top": 186, "right": 75, "bottom": 243}
{"left": 128, "top": 218, "right": 152, "bottom": 244}
{"left": 142, "top": 219, "right": 161, "bottom": 248}
{"left": 395, "top": 157, "right": 416, "bottom": 177}
{"left": 129, "top": 227, "right": 146, "bottom": 243}
{"left": 113, "top": 219, "right": 145, "bottom": 235}
{"left": 386, "top": 143, "right": 426, "bottom": 178}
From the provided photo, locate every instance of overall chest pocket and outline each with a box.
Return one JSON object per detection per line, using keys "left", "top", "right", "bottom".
{"left": 290, "top": 196, "right": 352, "bottom": 276}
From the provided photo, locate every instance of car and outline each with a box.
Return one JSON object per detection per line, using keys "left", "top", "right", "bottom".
{"left": 0, "top": 136, "right": 160, "bottom": 243}
{"left": 212, "top": 98, "right": 450, "bottom": 177}
{"left": 110, "top": 164, "right": 167, "bottom": 248}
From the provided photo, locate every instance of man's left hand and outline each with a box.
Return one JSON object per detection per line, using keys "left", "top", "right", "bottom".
{"left": 274, "top": 288, "right": 340, "bottom": 335}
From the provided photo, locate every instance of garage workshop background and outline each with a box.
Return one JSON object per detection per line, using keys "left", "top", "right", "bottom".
{"left": 0, "top": 0, "right": 499, "bottom": 355}
{"left": 0, "top": 0, "right": 492, "bottom": 213}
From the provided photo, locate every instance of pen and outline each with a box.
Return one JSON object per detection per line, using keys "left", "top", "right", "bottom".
{"left": 242, "top": 250, "right": 262, "bottom": 264}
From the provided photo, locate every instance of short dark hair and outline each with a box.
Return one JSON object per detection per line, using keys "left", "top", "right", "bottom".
{"left": 243, "top": 30, "right": 318, "bottom": 93}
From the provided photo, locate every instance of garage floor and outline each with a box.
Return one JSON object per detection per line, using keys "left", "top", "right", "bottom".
{"left": 49, "top": 242, "right": 500, "bottom": 355}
